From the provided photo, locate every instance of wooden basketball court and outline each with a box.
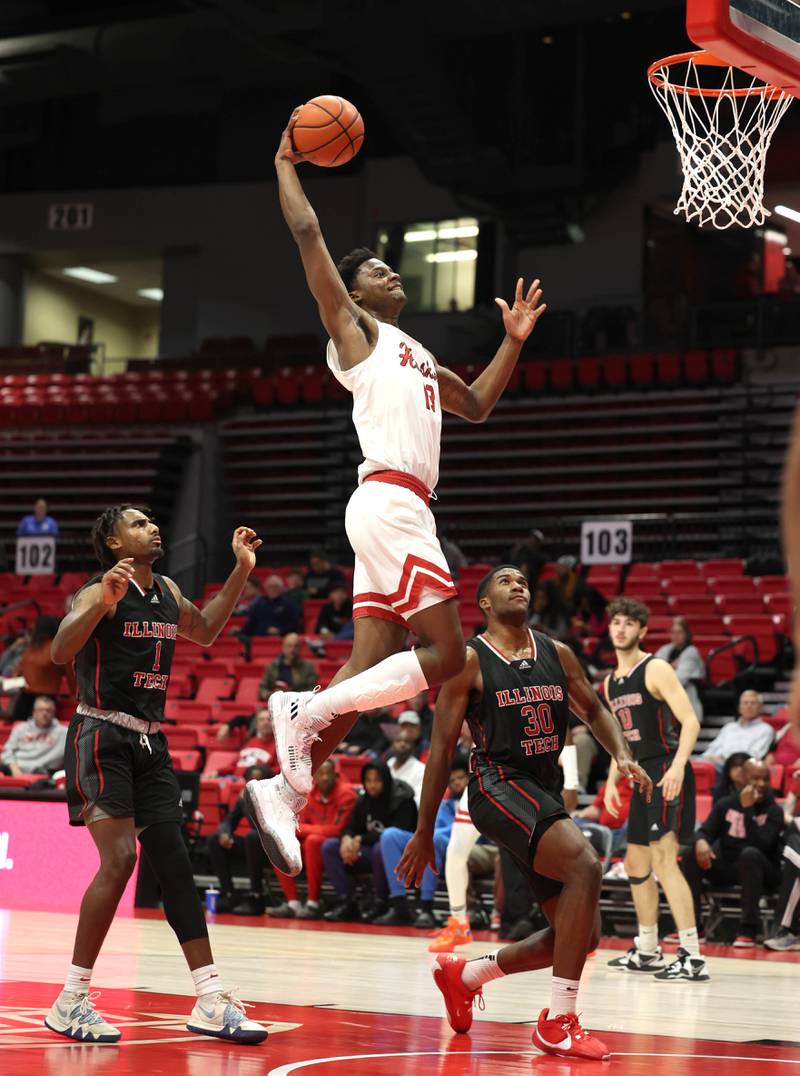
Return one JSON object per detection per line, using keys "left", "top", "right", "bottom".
{"left": 1, "top": 908, "right": 798, "bottom": 1073}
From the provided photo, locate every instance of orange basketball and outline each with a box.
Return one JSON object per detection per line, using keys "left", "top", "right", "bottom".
{"left": 291, "top": 95, "right": 364, "bottom": 168}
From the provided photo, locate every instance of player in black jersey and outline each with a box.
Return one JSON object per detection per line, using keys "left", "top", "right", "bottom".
{"left": 44, "top": 505, "right": 268, "bottom": 1046}
{"left": 397, "top": 566, "right": 652, "bottom": 1062}
{"left": 604, "top": 597, "right": 709, "bottom": 983}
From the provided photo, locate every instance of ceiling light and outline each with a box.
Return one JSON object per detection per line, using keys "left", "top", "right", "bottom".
{"left": 63, "top": 266, "right": 118, "bottom": 284}
{"left": 137, "top": 288, "right": 163, "bottom": 301}
{"left": 437, "top": 225, "right": 479, "bottom": 240}
{"left": 541, "top": 34, "right": 553, "bottom": 44}
{"left": 425, "top": 250, "right": 478, "bottom": 263}
{"left": 621, "top": 11, "right": 632, "bottom": 20}
{"left": 404, "top": 229, "right": 438, "bottom": 243}
{"left": 775, "top": 205, "right": 800, "bottom": 224}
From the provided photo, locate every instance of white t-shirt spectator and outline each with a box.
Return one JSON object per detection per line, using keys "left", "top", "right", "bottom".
{"left": 701, "top": 717, "right": 774, "bottom": 762}
{"left": 655, "top": 642, "right": 705, "bottom": 720}
{"left": 1, "top": 717, "right": 67, "bottom": 774}
{"left": 388, "top": 755, "right": 426, "bottom": 806}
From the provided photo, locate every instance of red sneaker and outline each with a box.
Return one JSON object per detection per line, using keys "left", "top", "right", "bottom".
{"left": 431, "top": 954, "right": 483, "bottom": 1034}
{"left": 532, "top": 1009, "right": 610, "bottom": 1061}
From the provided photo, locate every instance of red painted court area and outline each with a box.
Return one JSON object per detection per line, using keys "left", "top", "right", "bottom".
{"left": 1, "top": 980, "right": 798, "bottom": 1075}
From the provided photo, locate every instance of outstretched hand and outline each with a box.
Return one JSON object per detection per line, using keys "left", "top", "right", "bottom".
{"left": 231, "top": 527, "right": 262, "bottom": 572}
{"left": 395, "top": 830, "right": 437, "bottom": 889}
{"left": 276, "top": 107, "right": 305, "bottom": 165}
{"left": 495, "top": 278, "right": 546, "bottom": 342}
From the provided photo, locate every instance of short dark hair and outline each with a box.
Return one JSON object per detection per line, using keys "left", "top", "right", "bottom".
{"left": 607, "top": 596, "right": 650, "bottom": 626}
{"left": 476, "top": 565, "right": 524, "bottom": 608}
{"left": 337, "top": 247, "right": 378, "bottom": 292}
{"left": 672, "top": 615, "right": 692, "bottom": 643}
{"left": 91, "top": 504, "right": 152, "bottom": 569}
{"left": 451, "top": 753, "right": 469, "bottom": 774}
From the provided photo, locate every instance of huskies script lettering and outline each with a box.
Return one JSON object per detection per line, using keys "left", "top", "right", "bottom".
{"left": 399, "top": 342, "right": 438, "bottom": 381}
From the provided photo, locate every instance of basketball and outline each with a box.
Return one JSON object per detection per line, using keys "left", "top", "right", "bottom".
{"left": 291, "top": 95, "right": 364, "bottom": 168}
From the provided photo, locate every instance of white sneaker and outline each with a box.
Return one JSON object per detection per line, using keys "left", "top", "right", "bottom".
{"left": 44, "top": 990, "right": 121, "bottom": 1043}
{"left": 654, "top": 947, "right": 710, "bottom": 981}
{"left": 269, "top": 689, "right": 330, "bottom": 796}
{"left": 607, "top": 944, "right": 666, "bottom": 971}
{"left": 243, "top": 775, "right": 306, "bottom": 876}
{"left": 186, "top": 988, "right": 268, "bottom": 1044}
{"left": 764, "top": 931, "right": 800, "bottom": 951}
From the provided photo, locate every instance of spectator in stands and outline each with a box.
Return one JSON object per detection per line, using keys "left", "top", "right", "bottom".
{"left": 0, "top": 696, "right": 66, "bottom": 776}
{"left": 572, "top": 776, "right": 633, "bottom": 867}
{"left": 209, "top": 708, "right": 276, "bottom": 777}
{"left": 768, "top": 720, "right": 800, "bottom": 773}
{"left": 542, "top": 555, "right": 585, "bottom": 637}
{"left": 267, "top": 759, "right": 357, "bottom": 919}
{"left": 528, "top": 584, "right": 564, "bottom": 637}
{"left": 233, "top": 577, "right": 263, "bottom": 616}
{"left": 17, "top": 497, "right": 59, "bottom": 537}
{"left": 376, "top": 755, "right": 469, "bottom": 926}
{"left": 573, "top": 586, "right": 610, "bottom": 641}
{"left": 712, "top": 750, "right": 750, "bottom": 802}
{"left": 339, "top": 706, "right": 391, "bottom": 756}
{"left": 764, "top": 776, "right": 800, "bottom": 950}
{"left": 0, "top": 629, "right": 28, "bottom": 679}
{"left": 315, "top": 584, "right": 354, "bottom": 639}
{"left": 701, "top": 690, "right": 774, "bottom": 765}
{"left": 402, "top": 689, "right": 434, "bottom": 741}
{"left": 215, "top": 704, "right": 267, "bottom": 743}
{"left": 321, "top": 759, "right": 415, "bottom": 922}
{"left": 305, "top": 549, "right": 345, "bottom": 598}
{"left": 235, "top": 574, "right": 298, "bottom": 641}
{"left": 655, "top": 617, "right": 705, "bottom": 720}
{"left": 284, "top": 569, "right": 309, "bottom": 615}
{"left": 395, "top": 709, "right": 429, "bottom": 758}
{"left": 10, "top": 615, "right": 73, "bottom": 722}
{"left": 439, "top": 528, "right": 468, "bottom": 580}
{"left": 387, "top": 728, "right": 426, "bottom": 805}
{"left": 681, "top": 758, "right": 784, "bottom": 946}
{"left": 205, "top": 764, "right": 271, "bottom": 915}
{"left": 508, "top": 527, "right": 548, "bottom": 588}
{"left": 257, "top": 631, "right": 317, "bottom": 701}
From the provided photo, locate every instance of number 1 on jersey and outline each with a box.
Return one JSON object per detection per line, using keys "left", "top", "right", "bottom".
{"left": 423, "top": 384, "right": 436, "bottom": 412}
{"left": 152, "top": 640, "right": 162, "bottom": 673}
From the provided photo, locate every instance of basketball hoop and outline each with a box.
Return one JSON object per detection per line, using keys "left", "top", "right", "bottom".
{"left": 648, "top": 50, "right": 793, "bottom": 230}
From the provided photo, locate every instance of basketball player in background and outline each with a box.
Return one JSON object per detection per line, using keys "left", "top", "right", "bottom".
{"left": 245, "top": 109, "right": 547, "bottom": 874}
{"left": 781, "top": 401, "right": 800, "bottom": 728}
{"left": 45, "top": 505, "right": 267, "bottom": 1045}
{"left": 604, "top": 597, "right": 709, "bottom": 981}
{"left": 396, "top": 566, "right": 652, "bottom": 1062}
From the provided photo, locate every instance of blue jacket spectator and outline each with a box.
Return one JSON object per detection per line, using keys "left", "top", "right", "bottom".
{"left": 242, "top": 575, "right": 298, "bottom": 637}
{"left": 17, "top": 498, "right": 59, "bottom": 537}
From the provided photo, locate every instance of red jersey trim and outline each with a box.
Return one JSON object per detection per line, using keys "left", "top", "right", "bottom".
{"left": 94, "top": 638, "right": 102, "bottom": 708}
{"left": 363, "top": 469, "right": 431, "bottom": 506}
{"left": 128, "top": 577, "right": 146, "bottom": 598}
{"left": 352, "top": 605, "right": 407, "bottom": 627}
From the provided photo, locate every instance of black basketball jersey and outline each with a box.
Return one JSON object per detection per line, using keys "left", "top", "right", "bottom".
{"left": 606, "top": 654, "right": 678, "bottom": 763}
{"left": 465, "top": 629, "right": 569, "bottom": 791}
{"left": 75, "top": 573, "right": 179, "bottom": 724}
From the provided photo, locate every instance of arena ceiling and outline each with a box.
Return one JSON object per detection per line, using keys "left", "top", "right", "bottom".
{"left": 0, "top": 1, "right": 792, "bottom": 243}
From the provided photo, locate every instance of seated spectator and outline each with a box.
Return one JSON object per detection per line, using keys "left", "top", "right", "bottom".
{"left": 215, "top": 704, "right": 269, "bottom": 743}
{"left": 267, "top": 759, "right": 357, "bottom": 919}
{"left": 764, "top": 775, "right": 800, "bottom": 950}
{"left": 315, "top": 584, "right": 353, "bottom": 639}
{"left": 321, "top": 760, "right": 415, "bottom": 922}
{"left": 305, "top": 549, "right": 346, "bottom": 598}
{"left": 17, "top": 496, "right": 59, "bottom": 537}
{"left": 284, "top": 569, "right": 309, "bottom": 614}
{"left": 712, "top": 750, "right": 750, "bottom": 802}
{"left": 508, "top": 527, "right": 548, "bottom": 588}
{"left": 377, "top": 756, "right": 468, "bottom": 927}
{"left": 205, "top": 765, "right": 271, "bottom": 914}
{"left": 257, "top": 632, "right": 317, "bottom": 701}
{"left": 0, "top": 696, "right": 67, "bottom": 775}
{"left": 400, "top": 690, "right": 434, "bottom": 741}
{"left": 338, "top": 706, "right": 391, "bottom": 756}
{"left": 541, "top": 556, "right": 585, "bottom": 638}
{"left": 209, "top": 708, "right": 276, "bottom": 777}
{"left": 655, "top": 617, "right": 705, "bottom": 720}
{"left": 0, "top": 630, "right": 28, "bottom": 679}
{"left": 573, "top": 586, "right": 609, "bottom": 640}
{"left": 233, "top": 578, "right": 263, "bottom": 616}
{"left": 701, "top": 690, "right": 774, "bottom": 765}
{"left": 528, "top": 585, "right": 562, "bottom": 636}
{"left": 572, "top": 776, "right": 633, "bottom": 867}
{"left": 387, "top": 729, "right": 426, "bottom": 805}
{"left": 236, "top": 575, "right": 298, "bottom": 640}
{"left": 680, "top": 758, "right": 784, "bottom": 946}
{"left": 768, "top": 721, "right": 800, "bottom": 772}
{"left": 395, "top": 709, "right": 429, "bottom": 758}
{"left": 10, "top": 615, "right": 74, "bottom": 722}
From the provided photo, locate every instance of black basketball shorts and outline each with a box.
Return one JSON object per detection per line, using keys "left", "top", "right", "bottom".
{"left": 468, "top": 765, "right": 569, "bottom": 905}
{"left": 626, "top": 754, "right": 697, "bottom": 846}
{"left": 64, "top": 714, "right": 184, "bottom": 829}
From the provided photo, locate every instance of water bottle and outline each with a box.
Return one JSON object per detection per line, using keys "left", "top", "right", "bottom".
{"left": 205, "top": 888, "right": 219, "bottom": 914}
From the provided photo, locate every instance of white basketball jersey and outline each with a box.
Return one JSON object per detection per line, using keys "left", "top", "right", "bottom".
{"left": 327, "top": 320, "right": 442, "bottom": 492}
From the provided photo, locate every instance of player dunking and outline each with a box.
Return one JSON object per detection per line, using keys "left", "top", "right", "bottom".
{"left": 604, "top": 597, "right": 709, "bottom": 981}
{"left": 45, "top": 505, "right": 268, "bottom": 1045}
{"left": 396, "top": 566, "right": 652, "bottom": 1062}
{"left": 245, "top": 109, "right": 546, "bottom": 872}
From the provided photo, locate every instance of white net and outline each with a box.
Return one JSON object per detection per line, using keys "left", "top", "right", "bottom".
{"left": 649, "top": 53, "right": 793, "bottom": 230}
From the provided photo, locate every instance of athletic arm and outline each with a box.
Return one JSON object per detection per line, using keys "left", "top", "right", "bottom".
{"left": 50, "top": 568, "right": 133, "bottom": 665}
{"left": 275, "top": 115, "right": 375, "bottom": 368}
{"left": 165, "top": 526, "right": 261, "bottom": 647}
{"left": 645, "top": 658, "right": 701, "bottom": 800}
{"left": 395, "top": 648, "right": 478, "bottom": 887}
{"left": 436, "top": 278, "right": 546, "bottom": 423}
{"left": 556, "top": 642, "right": 652, "bottom": 799}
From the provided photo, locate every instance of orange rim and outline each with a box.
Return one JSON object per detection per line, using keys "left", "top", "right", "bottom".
{"left": 648, "top": 49, "right": 786, "bottom": 99}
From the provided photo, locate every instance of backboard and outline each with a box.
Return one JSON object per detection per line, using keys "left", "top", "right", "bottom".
{"left": 687, "top": 0, "right": 800, "bottom": 95}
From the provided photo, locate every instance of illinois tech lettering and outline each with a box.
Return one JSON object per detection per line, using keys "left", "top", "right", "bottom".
{"left": 495, "top": 684, "right": 564, "bottom": 758}
{"left": 609, "top": 691, "right": 643, "bottom": 742}
{"left": 122, "top": 621, "right": 178, "bottom": 640}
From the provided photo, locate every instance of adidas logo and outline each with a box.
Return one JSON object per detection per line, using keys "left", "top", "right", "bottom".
{"left": 650, "top": 823, "right": 659, "bottom": 831}
{"left": 518, "top": 660, "right": 530, "bottom": 669}
{"left": 150, "top": 593, "right": 159, "bottom": 603}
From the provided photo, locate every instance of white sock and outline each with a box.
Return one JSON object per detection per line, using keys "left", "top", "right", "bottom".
{"left": 679, "top": 927, "right": 701, "bottom": 957}
{"left": 550, "top": 975, "right": 580, "bottom": 1016}
{"left": 64, "top": 963, "right": 93, "bottom": 994}
{"left": 311, "top": 651, "right": 428, "bottom": 721}
{"left": 274, "top": 773, "right": 307, "bottom": 812}
{"left": 636, "top": 924, "right": 659, "bottom": 953}
{"left": 449, "top": 904, "right": 467, "bottom": 921}
{"left": 306, "top": 900, "right": 319, "bottom": 909}
{"left": 460, "top": 951, "right": 506, "bottom": 990}
{"left": 191, "top": 964, "right": 225, "bottom": 998}
{"left": 289, "top": 899, "right": 303, "bottom": 913}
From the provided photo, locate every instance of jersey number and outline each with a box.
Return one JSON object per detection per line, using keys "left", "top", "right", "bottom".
{"left": 521, "top": 703, "right": 554, "bottom": 737}
{"left": 152, "top": 640, "right": 162, "bottom": 673}
{"left": 423, "top": 384, "right": 436, "bottom": 412}
{"left": 617, "top": 705, "right": 633, "bottom": 731}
